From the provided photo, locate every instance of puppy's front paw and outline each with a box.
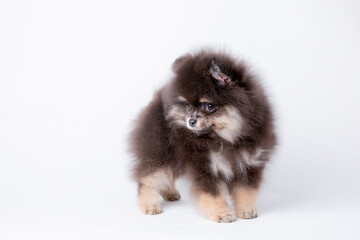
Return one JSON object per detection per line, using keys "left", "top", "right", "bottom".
{"left": 213, "top": 211, "right": 236, "bottom": 223}
{"left": 237, "top": 208, "right": 258, "bottom": 219}
{"left": 140, "top": 204, "right": 163, "bottom": 215}
{"left": 217, "top": 212, "right": 236, "bottom": 223}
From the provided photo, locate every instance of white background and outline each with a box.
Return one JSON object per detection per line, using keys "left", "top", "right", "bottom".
{"left": 1, "top": 0, "right": 360, "bottom": 239}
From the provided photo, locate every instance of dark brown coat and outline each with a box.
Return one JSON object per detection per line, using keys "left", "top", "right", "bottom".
{"left": 129, "top": 49, "right": 277, "bottom": 197}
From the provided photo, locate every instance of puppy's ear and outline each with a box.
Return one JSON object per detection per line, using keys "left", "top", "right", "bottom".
{"left": 209, "top": 60, "right": 232, "bottom": 87}
{"left": 172, "top": 53, "right": 192, "bottom": 73}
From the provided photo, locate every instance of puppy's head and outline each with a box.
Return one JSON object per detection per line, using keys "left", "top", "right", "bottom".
{"left": 164, "top": 50, "right": 255, "bottom": 144}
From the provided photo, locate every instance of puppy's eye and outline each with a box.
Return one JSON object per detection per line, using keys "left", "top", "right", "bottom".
{"left": 205, "top": 103, "right": 217, "bottom": 112}
{"left": 184, "top": 102, "right": 191, "bottom": 108}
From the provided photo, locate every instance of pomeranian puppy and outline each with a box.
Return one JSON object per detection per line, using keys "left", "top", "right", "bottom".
{"left": 129, "top": 49, "right": 276, "bottom": 223}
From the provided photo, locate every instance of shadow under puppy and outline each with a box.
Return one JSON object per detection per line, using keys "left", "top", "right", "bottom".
{"left": 129, "top": 50, "right": 277, "bottom": 223}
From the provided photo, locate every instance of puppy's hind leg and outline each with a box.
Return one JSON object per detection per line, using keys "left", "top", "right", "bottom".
{"left": 159, "top": 169, "right": 181, "bottom": 201}
{"left": 138, "top": 167, "right": 179, "bottom": 214}
{"left": 160, "top": 186, "right": 181, "bottom": 201}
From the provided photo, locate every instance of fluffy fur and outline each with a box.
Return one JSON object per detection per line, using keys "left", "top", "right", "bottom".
{"left": 129, "top": 49, "right": 277, "bottom": 222}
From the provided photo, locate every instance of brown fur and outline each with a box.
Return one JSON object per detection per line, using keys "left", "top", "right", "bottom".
{"left": 129, "top": 49, "right": 277, "bottom": 222}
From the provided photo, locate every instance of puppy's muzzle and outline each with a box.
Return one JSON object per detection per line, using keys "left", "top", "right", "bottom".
{"left": 188, "top": 118, "right": 197, "bottom": 128}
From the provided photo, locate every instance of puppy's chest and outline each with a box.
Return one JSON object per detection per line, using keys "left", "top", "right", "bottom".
{"left": 209, "top": 148, "right": 266, "bottom": 180}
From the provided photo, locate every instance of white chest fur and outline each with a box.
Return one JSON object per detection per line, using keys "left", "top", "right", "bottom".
{"left": 241, "top": 148, "right": 267, "bottom": 167}
{"left": 209, "top": 151, "right": 234, "bottom": 181}
{"left": 209, "top": 148, "right": 268, "bottom": 180}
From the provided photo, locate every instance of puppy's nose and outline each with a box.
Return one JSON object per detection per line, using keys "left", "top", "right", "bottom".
{"left": 188, "top": 118, "right": 197, "bottom": 127}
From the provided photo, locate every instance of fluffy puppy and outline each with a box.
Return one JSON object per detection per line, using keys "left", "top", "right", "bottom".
{"left": 129, "top": 50, "right": 277, "bottom": 223}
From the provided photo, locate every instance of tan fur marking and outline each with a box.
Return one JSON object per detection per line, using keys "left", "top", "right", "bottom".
{"left": 213, "top": 106, "right": 243, "bottom": 144}
{"left": 138, "top": 168, "right": 180, "bottom": 215}
{"left": 231, "top": 186, "right": 259, "bottom": 219}
{"left": 178, "top": 96, "right": 187, "bottom": 102}
{"left": 166, "top": 105, "right": 186, "bottom": 127}
{"left": 195, "top": 189, "right": 236, "bottom": 223}
{"left": 199, "top": 97, "right": 211, "bottom": 103}
{"left": 138, "top": 184, "right": 162, "bottom": 215}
